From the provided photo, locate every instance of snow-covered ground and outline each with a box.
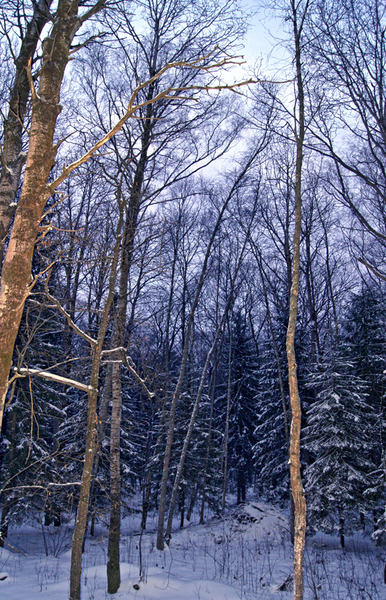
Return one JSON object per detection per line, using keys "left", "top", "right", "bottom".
{"left": 0, "top": 502, "right": 384, "bottom": 599}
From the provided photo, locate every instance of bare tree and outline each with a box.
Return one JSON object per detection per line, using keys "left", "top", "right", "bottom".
{"left": 0, "top": 2, "right": 252, "bottom": 443}
{"left": 306, "top": 0, "right": 386, "bottom": 280}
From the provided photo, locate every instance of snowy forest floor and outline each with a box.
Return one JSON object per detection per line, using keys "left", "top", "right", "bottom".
{"left": 0, "top": 501, "right": 385, "bottom": 600}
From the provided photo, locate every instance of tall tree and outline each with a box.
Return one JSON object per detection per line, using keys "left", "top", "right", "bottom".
{"left": 306, "top": 0, "right": 386, "bottom": 280}
{"left": 0, "top": 0, "right": 54, "bottom": 266}
{"left": 284, "top": 1, "right": 310, "bottom": 597}
{"left": 0, "top": 0, "right": 249, "bottom": 441}
{"left": 0, "top": 0, "right": 111, "bottom": 436}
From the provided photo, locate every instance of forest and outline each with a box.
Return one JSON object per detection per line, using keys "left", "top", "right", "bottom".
{"left": 0, "top": 1, "right": 386, "bottom": 599}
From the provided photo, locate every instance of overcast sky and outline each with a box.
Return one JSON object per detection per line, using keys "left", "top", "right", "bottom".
{"left": 239, "top": 2, "right": 289, "bottom": 78}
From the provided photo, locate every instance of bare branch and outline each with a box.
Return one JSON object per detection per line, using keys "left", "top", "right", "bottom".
{"left": 121, "top": 353, "right": 155, "bottom": 400}
{"left": 46, "top": 49, "right": 282, "bottom": 195}
{"left": 25, "top": 57, "right": 37, "bottom": 101}
{"left": 44, "top": 279, "right": 97, "bottom": 347}
{"left": 357, "top": 257, "right": 386, "bottom": 282}
{"left": 13, "top": 367, "right": 96, "bottom": 393}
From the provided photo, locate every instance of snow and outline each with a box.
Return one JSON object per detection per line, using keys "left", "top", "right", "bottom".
{"left": 0, "top": 502, "right": 384, "bottom": 600}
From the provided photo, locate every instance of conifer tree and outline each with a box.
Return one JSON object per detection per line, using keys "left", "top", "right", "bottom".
{"left": 304, "top": 350, "right": 377, "bottom": 547}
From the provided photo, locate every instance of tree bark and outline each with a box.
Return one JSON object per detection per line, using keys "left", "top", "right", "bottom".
{"left": 107, "top": 362, "right": 122, "bottom": 594}
{"left": 199, "top": 362, "right": 217, "bottom": 524}
{"left": 0, "top": 0, "right": 54, "bottom": 266}
{"left": 286, "top": 3, "right": 309, "bottom": 599}
{"left": 0, "top": 0, "right": 108, "bottom": 436}
{"left": 222, "top": 315, "right": 233, "bottom": 515}
{"left": 254, "top": 248, "right": 294, "bottom": 541}
{"left": 165, "top": 298, "right": 232, "bottom": 540}
{"left": 105, "top": 105, "right": 155, "bottom": 592}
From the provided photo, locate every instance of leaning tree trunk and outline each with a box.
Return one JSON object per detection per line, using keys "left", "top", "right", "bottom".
{"left": 0, "top": 0, "right": 54, "bottom": 267}
{"left": 156, "top": 148, "right": 264, "bottom": 550}
{"left": 165, "top": 224, "right": 251, "bottom": 535}
{"left": 165, "top": 300, "right": 231, "bottom": 541}
{"left": 0, "top": 0, "right": 107, "bottom": 436}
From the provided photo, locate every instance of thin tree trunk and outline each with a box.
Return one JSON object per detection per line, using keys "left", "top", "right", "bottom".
{"left": 255, "top": 250, "right": 294, "bottom": 541}
{"left": 222, "top": 316, "right": 233, "bottom": 514}
{"left": 90, "top": 364, "right": 113, "bottom": 537}
{"left": 105, "top": 95, "right": 156, "bottom": 590}
{"left": 199, "top": 361, "right": 217, "bottom": 524}
{"left": 165, "top": 227, "right": 251, "bottom": 540}
{"left": 165, "top": 306, "right": 228, "bottom": 540}
{"left": 0, "top": 504, "right": 9, "bottom": 548}
{"left": 187, "top": 482, "right": 199, "bottom": 522}
{"left": 0, "top": 408, "right": 16, "bottom": 546}
{"left": 286, "top": 3, "right": 309, "bottom": 599}
{"left": 179, "top": 482, "right": 185, "bottom": 529}
{"left": 156, "top": 133, "right": 270, "bottom": 551}
{"left": 69, "top": 208, "right": 123, "bottom": 600}
{"left": 338, "top": 507, "right": 345, "bottom": 549}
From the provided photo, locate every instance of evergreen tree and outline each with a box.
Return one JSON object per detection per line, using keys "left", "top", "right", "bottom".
{"left": 304, "top": 350, "right": 377, "bottom": 546}
{"left": 343, "top": 283, "right": 386, "bottom": 540}
{"left": 225, "top": 311, "right": 259, "bottom": 504}
{"left": 253, "top": 346, "right": 290, "bottom": 503}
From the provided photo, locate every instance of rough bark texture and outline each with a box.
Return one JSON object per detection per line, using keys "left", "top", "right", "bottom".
{"left": 286, "top": 3, "right": 309, "bottom": 599}
{"left": 107, "top": 362, "right": 123, "bottom": 593}
{"left": 0, "top": 0, "right": 110, "bottom": 437}
{"left": 0, "top": 0, "right": 84, "bottom": 437}
{"left": 0, "top": 0, "right": 54, "bottom": 266}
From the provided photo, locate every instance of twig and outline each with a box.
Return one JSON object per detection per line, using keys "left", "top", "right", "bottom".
{"left": 44, "top": 277, "right": 97, "bottom": 347}
{"left": 0, "top": 537, "right": 27, "bottom": 557}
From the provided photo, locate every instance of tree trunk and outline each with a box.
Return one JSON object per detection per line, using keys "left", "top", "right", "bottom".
{"left": 107, "top": 363, "right": 122, "bottom": 594}
{"left": 339, "top": 509, "right": 345, "bottom": 549}
{"left": 164, "top": 234, "right": 251, "bottom": 542}
{"left": 156, "top": 138, "right": 268, "bottom": 551}
{"left": 0, "top": 504, "right": 9, "bottom": 547}
{"left": 165, "top": 313, "right": 226, "bottom": 540}
{"left": 0, "top": 0, "right": 89, "bottom": 435}
{"left": 0, "top": 0, "right": 54, "bottom": 267}
{"left": 179, "top": 483, "right": 185, "bottom": 529}
{"left": 69, "top": 206, "right": 123, "bottom": 600}
{"left": 69, "top": 386, "right": 99, "bottom": 600}
{"left": 199, "top": 363, "right": 217, "bottom": 524}
{"left": 222, "top": 316, "right": 233, "bottom": 514}
{"left": 255, "top": 250, "right": 294, "bottom": 541}
{"left": 286, "top": 3, "right": 309, "bottom": 599}
{"left": 188, "top": 482, "right": 199, "bottom": 522}
{"left": 90, "top": 364, "right": 113, "bottom": 537}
